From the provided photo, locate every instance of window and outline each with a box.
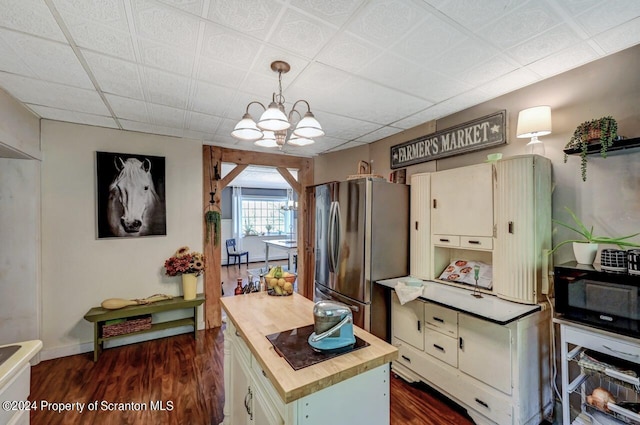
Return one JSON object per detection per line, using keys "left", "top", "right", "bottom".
{"left": 241, "top": 196, "right": 290, "bottom": 236}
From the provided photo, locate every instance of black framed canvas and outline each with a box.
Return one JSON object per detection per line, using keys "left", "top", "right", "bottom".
{"left": 96, "top": 151, "right": 166, "bottom": 238}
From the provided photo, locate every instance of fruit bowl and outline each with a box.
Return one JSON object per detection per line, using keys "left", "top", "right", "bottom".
{"left": 267, "top": 287, "right": 293, "bottom": 296}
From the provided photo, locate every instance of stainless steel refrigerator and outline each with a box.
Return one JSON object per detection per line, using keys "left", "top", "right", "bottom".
{"left": 314, "top": 177, "right": 408, "bottom": 341}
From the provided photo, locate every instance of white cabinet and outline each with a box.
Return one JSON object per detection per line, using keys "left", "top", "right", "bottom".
{"left": 431, "top": 162, "right": 494, "bottom": 239}
{"left": 391, "top": 292, "right": 423, "bottom": 350}
{"left": 391, "top": 295, "right": 552, "bottom": 425}
{"left": 493, "top": 155, "right": 552, "bottom": 304}
{"left": 410, "top": 172, "right": 431, "bottom": 279}
{"left": 556, "top": 320, "right": 640, "bottom": 425}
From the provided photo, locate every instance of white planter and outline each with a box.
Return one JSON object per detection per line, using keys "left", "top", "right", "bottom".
{"left": 573, "top": 242, "right": 598, "bottom": 264}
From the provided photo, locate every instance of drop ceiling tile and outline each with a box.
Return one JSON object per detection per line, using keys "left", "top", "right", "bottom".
{"left": 289, "top": 0, "right": 365, "bottom": 27}
{"left": 477, "top": 67, "right": 541, "bottom": 97}
{"left": 506, "top": 25, "right": 582, "bottom": 65}
{"left": 181, "top": 129, "right": 212, "bottom": 141}
{"left": 156, "top": 0, "right": 205, "bottom": 16}
{"left": 105, "top": 94, "right": 150, "bottom": 122}
{"left": 555, "top": 0, "right": 605, "bottom": 16}
{"left": 0, "top": 29, "right": 93, "bottom": 89}
{"left": 393, "top": 14, "right": 467, "bottom": 66}
{"left": 141, "top": 67, "right": 190, "bottom": 108}
{"left": 0, "top": 32, "right": 36, "bottom": 77}
{"left": 0, "top": 0, "right": 66, "bottom": 42}
{"left": 186, "top": 111, "right": 222, "bottom": 134}
{"left": 593, "top": 17, "right": 640, "bottom": 54}
{"left": 325, "top": 140, "right": 367, "bottom": 152}
{"left": 575, "top": 0, "right": 640, "bottom": 36}
{"left": 30, "top": 105, "right": 118, "bottom": 129}
{"left": 284, "top": 62, "right": 351, "bottom": 108}
{"left": 190, "top": 80, "right": 236, "bottom": 116}
{"left": 120, "top": 118, "right": 184, "bottom": 138}
{"left": 132, "top": 0, "right": 200, "bottom": 49}
{"left": 197, "top": 57, "right": 247, "bottom": 89}
{"left": 354, "top": 125, "right": 403, "bottom": 143}
{"left": 267, "top": 8, "right": 335, "bottom": 58}
{"left": 481, "top": 2, "right": 562, "bottom": 50}
{"left": 0, "top": 72, "right": 109, "bottom": 115}
{"left": 148, "top": 103, "right": 186, "bottom": 128}
{"left": 311, "top": 111, "right": 380, "bottom": 141}
{"left": 456, "top": 55, "right": 518, "bottom": 87}
{"left": 316, "top": 32, "right": 382, "bottom": 74}
{"left": 52, "top": 0, "right": 130, "bottom": 31}
{"left": 207, "top": 0, "right": 283, "bottom": 38}
{"left": 526, "top": 41, "right": 599, "bottom": 78}
{"left": 429, "top": 38, "right": 498, "bottom": 77}
{"left": 82, "top": 50, "right": 144, "bottom": 99}
{"left": 345, "top": 0, "right": 424, "bottom": 48}
{"left": 435, "top": 0, "right": 523, "bottom": 29}
{"left": 200, "top": 24, "right": 262, "bottom": 69}
{"left": 59, "top": 12, "right": 135, "bottom": 60}
{"left": 138, "top": 39, "right": 195, "bottom": 76}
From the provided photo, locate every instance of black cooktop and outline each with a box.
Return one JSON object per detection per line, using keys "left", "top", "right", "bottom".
{"left": 266, "top": 324, "right": 369, "bottom": 370}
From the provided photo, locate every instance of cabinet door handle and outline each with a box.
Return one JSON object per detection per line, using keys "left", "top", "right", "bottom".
{"left": 417, "top": 320, "right": 421, "bottom": 332}
{"left": 433, "top": 317, "right": 444, "bottom": 323}
{"left": 415, "top": 221, "right": 419, "bottom": 230}
{"left": 508, "top": 221, "right": 514, "bottom": 234}
{"left": 433, "top": 344, "right": 445, "bottom": 352}
{"left": 475, "top": 398, "right": 489, "bottom": 409}
{"left": 467, "top": 240, "right": 480, "bottom": 245}
{"left": 244, "top": 387, "right": 253, "bottom": 419}
{"left": 439, "top": 238, "right": 450, "bottom": 242}
{"left": 603, "top": 345, "right": 639, "bottom": 358}
{"left": 433, "top": 199, "right": 437, "bottom": 209}
{"left": 401, "top": 355, "right": 412, "bottom": 363}
{"left": 459, "top": 337, "right": 464, "bottom": 350}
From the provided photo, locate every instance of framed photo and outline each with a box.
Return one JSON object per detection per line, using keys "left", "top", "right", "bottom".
{"left": 96, "top": 151, "right": 166, "bottom": 238}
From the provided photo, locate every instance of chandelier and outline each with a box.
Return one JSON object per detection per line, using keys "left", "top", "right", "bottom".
{"left": 281, "top": 188, "right": 298, "bottom": 211}
{"left": 231, "top": 61, "right": 324, "bottom": 149}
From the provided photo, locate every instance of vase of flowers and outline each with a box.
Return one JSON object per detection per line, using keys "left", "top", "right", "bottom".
{"left": 164, "top": 246, "right": 206, "bottom": 300}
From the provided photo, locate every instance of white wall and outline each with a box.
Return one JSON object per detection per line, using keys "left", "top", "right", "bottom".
{"left": 40, "top": 120, "right": 203, "bottom": 359}
{"left": 0, "top": 89, "right": 41, "bottom": 348}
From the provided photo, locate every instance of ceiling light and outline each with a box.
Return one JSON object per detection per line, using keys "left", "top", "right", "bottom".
{"left": 231, "top": 60, "right": 324, "bottom": 149}
{"left": 516, "top": 105, "right": 552, "bottom": 156}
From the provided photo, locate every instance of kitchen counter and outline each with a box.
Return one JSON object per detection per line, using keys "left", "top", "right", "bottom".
{"left": 377, "top": 277, "right": 542, "bottom": 324}
{"left": 221, "top": 292, "right": 397, "bottom": 404}
{"left": 0, "top": 340, "right": 42, "bottom": 425}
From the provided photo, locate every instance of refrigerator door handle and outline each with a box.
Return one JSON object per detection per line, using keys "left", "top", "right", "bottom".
{"left": 333, "top": 201, "right": 342, "bottom": 270}
{"left": 328, "top": 201, "right": 337, "bottom": 273}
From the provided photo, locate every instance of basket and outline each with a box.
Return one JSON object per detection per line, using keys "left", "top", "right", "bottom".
{"left": 102, "top": 315, "right": 152, "bottom": 338}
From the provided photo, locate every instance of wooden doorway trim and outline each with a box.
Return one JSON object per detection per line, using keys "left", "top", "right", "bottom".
{"left": 203, "top": 146, "right": 313, "bottom": 328}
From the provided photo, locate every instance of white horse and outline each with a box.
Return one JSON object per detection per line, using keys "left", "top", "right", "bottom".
{"left": 107, "top": 157, "right": 164, "bottom": 237}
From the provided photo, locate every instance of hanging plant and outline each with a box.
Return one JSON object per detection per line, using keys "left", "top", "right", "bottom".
{"left": 564, "top": 116, "right": 618, "bottom": 182}
{"left": 205, "top": 210, "right": 221, "bottom": 246}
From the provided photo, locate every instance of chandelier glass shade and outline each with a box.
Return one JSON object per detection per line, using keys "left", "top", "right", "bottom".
{"left": 231, "top": 61, "right": 324, "bottom": 149}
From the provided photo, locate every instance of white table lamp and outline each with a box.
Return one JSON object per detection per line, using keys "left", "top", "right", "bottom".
{"left": 516, "top": 106, "right": 552, "bottom": 156}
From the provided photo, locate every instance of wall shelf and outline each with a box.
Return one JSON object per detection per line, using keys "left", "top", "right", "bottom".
{"left": 564, "top": 137, "right": 640, "bottom": 155}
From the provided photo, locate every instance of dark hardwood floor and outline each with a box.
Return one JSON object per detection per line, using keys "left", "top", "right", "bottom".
{"left": 30, "top": 327, "right": 474, "bottom": 425}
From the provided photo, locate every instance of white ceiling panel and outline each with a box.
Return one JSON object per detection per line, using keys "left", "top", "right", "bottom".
{"left": 0, "top": 0, "right": 638, "bottom": 157}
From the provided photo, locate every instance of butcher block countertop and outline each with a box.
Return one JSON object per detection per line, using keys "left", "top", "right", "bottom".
{"left": 221, "top": 292, "right": 398, "bottom": 404}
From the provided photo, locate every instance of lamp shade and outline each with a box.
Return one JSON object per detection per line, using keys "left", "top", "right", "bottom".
{"left": 258, "top": 102, "right": 291, "bottom": 131}
{"left": 254, "top": 131, "right": 278, "bottom": 147}
{"left": 516, "top": 106, "right": 552, "bottom": 138}
{"left": 231, "top": 113, "right": 263, "bottom": 141}
{"left": 288, "top": 133, "right": 315, "bottom": 146}
{"left": 293, "top": 111, "right": 324, "bottom": 138}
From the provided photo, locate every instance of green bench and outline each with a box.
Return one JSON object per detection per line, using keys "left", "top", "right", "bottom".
{"left": 83, "top": 294, "right": 205, "bottom": 362}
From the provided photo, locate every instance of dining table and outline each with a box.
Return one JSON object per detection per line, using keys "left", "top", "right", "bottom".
{"left": 263, "top": 238, "right": 297, "bottom": 271}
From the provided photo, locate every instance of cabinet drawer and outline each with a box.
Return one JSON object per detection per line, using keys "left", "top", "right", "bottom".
{"left": 228, "top": 320, "right": 251, "bottom": 363}
{"left": 424, "top": 303, "right": 458, "bottom": 338}
{"left": 424, "top": 329, "right": 458, "bottom": 368}
{"left": 460, "top": 236, "right": 493, "bottom": 250}
{"left": 564, "top": 325, "right": 640, "bottom": 364}
{"left": 456, "top": 379, "right": 512, "bottom": 425}
{"left": 393, "top": 337, "right": 433, "bottom": 380}
{"left": 251, "top": 357, "right": 285, "bottom": 418}
{"left": 433, "top": 234, "right": 460, "bottom": 247}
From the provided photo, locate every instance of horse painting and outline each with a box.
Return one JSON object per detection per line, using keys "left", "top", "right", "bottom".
{"left": 96, "top": 152, "right": 166, "bottom": 238}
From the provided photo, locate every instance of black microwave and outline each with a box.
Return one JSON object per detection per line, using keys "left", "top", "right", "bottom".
{"left": 554, "top": 262, "right": 640, "bottom": 337}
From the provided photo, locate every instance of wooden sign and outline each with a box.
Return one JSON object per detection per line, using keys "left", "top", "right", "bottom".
{"left": 390, "top": 110, "right": 507, "bottom": 169}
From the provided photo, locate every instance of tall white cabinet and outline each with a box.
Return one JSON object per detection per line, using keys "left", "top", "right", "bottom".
{"left": 410, "top": 173, "right": 430, "bottom": 279}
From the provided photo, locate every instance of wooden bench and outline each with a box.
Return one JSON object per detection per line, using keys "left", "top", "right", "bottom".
{"left": 83, "top": 294, "right": 205, "bottom": 362}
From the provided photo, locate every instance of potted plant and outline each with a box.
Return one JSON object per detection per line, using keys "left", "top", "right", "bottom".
{"left": 564, "top": 116, "right": 618, "bottom": 182}
{"left": 549, "top": 207, "right": 640, "bottom": 264}
{"left": 204, "top": 210, "right": 220, "bottom": 245}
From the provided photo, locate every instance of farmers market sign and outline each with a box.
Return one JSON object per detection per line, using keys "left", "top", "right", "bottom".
{"left": 390, "top": 110, "right": 506, "bottom": 169}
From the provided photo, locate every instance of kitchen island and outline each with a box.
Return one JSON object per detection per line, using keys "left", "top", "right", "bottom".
{"left": 220, "top": 292, "right": 398, "bottom": 425}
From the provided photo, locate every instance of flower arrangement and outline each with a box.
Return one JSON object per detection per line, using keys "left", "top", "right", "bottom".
{"left": 164, "top": 246, "right": 206, "bottom": 277}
